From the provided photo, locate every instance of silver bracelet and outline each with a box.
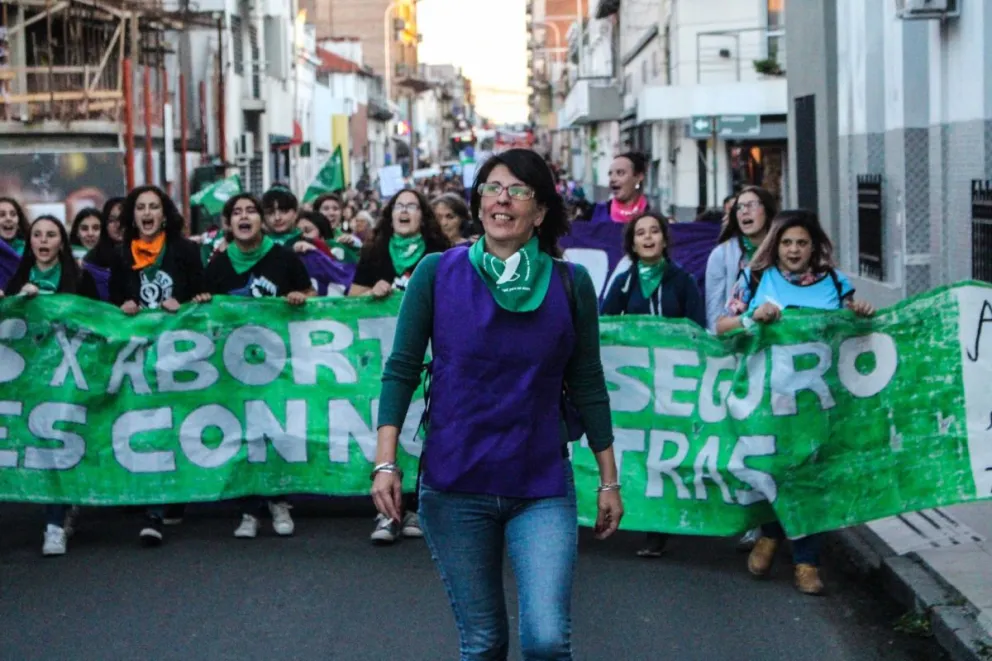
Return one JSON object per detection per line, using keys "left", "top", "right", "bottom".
{"left": 597, "top": 483, "right": 621, "bottom": 493}
{"left": 370, "top": 462, "right": 403, "bottom": 481}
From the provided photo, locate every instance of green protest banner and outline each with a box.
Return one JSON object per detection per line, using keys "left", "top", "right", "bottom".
{"left": 190, "top": 174, "right": 243, "bottom": 216}
{"left": 0, "top": 282, "right": 989, "bottom": 538}
{"left": 302, "top": 146, "right": 346, "bottom": 204}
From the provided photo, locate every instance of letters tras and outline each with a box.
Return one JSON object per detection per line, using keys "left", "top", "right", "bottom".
{"left": 601, "top": 335, "right": 898, "bottom": 504}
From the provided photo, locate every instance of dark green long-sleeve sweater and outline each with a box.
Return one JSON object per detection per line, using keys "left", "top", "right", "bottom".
{"left": 377, "top": 252, "right": 615, "bottom": 453}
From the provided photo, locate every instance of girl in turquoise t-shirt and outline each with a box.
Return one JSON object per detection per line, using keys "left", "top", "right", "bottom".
{"left": 716, "top": 209, "right": 875, "bottom": 596}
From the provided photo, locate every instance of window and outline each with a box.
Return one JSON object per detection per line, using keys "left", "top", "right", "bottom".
{"left": 857, "top": 174, "right": 884, "bottom": 280}
{"left": 652, "top": 51, "right": 658, "bottom": 77}
{"left": 972, "top": 180, "right": 992, "bottom": 283}
{"left": 766, "top": 0, "right": 785, "bottom": 65}
{"left": 231, "top": 16, "right": 244, "bottom": 75}
{"left": 641, "top": 59, "right": 647, "bottom": 84}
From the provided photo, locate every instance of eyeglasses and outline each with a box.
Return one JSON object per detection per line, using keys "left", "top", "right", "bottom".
{"left": 735, "top": 201, "right": 762, "bottom": 211}
{"left": 477, "top": 182, "right": 536, "bottom": 200}
{"left": 394, "top": 203, "right": 421, "bottom": 213}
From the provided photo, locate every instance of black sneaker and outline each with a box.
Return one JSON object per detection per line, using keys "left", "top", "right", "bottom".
{"left": 163, "top": 503, "right": 186, "bottom": 526}
{"left": 139, "top": 516, "right": 164, "bottom": 547}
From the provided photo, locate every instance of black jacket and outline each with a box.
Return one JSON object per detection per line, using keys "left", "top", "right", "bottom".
{"left": 109, "top": 237, "right": 205, "bottom": 307}
{"left": 600, "top": 260, "right": 706, "bottom": 328}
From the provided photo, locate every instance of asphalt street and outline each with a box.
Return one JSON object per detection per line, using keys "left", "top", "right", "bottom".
{"left": 0, "top": 500, "right": 946, "bottom": 661}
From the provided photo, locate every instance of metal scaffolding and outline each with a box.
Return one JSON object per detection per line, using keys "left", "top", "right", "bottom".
{"left": 0, "top": 0, "right": 208, "bottom": 123}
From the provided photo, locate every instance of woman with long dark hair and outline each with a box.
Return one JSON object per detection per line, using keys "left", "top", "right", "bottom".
{"left": 584, "top": 152, "right": 649, "bottom": 223}
{"left": 195, "top": 193, "right": 314, "bottom": 538}
{"left": 108, "top": 185, "right": 204, "bottom": 545}
{"left": 601, "top": 212, "right": 705, "bottom": 558}
{"left": 371, "top": 149, "right": 621, "bottom": 658}
{"left": 0, "top": 197, "right": 31, "bottom": 255}
{"left": 716, "top": 209, "right": 875, "bottom": 595}
{"left": 82, "top": 197, "right": 125, "bottom": 270}
{"left": 432, "top": 192, "right": 478, "bottom": 245}
{"left": 0, "top": 215, "right": 98, "bottom": 557}
{"left": 349, "top": 188, "right": 450, "bottom": 300}
{"left": 69, "top": 207, "right": 104, "bottom": 261}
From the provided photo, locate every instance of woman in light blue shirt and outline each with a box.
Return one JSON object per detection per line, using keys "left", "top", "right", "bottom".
{"left": 716, "top": 209, "right": 875, "bottom": 596}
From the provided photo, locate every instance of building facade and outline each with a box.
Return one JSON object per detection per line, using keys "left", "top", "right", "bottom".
{"left": 787, "top": 0, "right": 992, "bottom": 306}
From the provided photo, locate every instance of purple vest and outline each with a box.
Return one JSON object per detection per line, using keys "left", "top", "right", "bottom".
{"left": 589, "top": 201, "right": 613, "bottom": 223}
{"left": 425, "top": 247, "right": 576, "bottom": 498}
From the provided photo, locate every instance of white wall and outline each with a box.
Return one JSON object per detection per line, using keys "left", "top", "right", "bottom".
{"left": 672, "top": 0, "right": 770, "bottom": 86}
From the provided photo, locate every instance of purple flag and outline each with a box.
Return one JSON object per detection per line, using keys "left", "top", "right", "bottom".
{"left": 299, "top": 250, "right": 357, "bottom": 296}
{"left": 0, "top": 240, "right": 20, "bottom": 292}
{"left": 83, "top": 262, "right": 111, "bottom": 301}
{"left": 560, "top": 220, "right": 721, "bottom": 301}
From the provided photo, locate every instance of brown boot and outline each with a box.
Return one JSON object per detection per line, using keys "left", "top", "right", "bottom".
{"left": 747, "top": 537, "right": 779, "bottom": 576}
{"left": 795, "top": 563, "right": 825, "bottom": 595}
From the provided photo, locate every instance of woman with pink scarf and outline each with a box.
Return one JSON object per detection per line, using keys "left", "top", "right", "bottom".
{"left": 584, "top": 152, "right": 649, "bottom": 223}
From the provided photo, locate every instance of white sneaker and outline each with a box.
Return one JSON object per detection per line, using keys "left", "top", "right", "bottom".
{"left": 42, "top": 524, "right": 67, "bottom": 556}
{"left": 234, "top": 514, "right": 259, "bottom": 539}
{"left": 401, "top": 511, "right": 423, "bottom": 538}
{"left": 268, "top": 502, "right": 294, "bottom": 537}
{"left": 370, "top": 514, "right": 399, "bottom": 544}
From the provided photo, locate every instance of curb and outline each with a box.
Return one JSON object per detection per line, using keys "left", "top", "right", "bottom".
{"left": 831, "top": 526, "right": 992, "bottom": 661}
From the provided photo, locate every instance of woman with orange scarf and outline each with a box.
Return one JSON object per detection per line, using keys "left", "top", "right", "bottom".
{"left": 108, "top": 185, "right": 205, "bottom": 547}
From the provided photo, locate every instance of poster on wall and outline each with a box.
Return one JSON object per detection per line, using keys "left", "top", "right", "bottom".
{"left": 0, "top": 151, "right": 126, "bottom": 224}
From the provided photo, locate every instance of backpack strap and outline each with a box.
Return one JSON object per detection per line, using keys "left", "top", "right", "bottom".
{"left": 827, "top": 268, "right": 846, "bottom": 302}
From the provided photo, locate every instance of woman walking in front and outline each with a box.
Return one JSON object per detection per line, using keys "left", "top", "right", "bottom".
{"left": 716, "top": 209, "right": 875, "bottom": 595}
{"left": 371, "top": 149, "right": 623, "bottom": 660}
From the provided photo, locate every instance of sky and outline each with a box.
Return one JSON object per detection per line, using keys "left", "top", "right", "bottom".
{"left": 417, "top": 0, "right": 529, "bottom": 124}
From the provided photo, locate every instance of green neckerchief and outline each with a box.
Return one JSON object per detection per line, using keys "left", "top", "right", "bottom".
{"left": 468, "top": 235, "right": 552, "bottom": 313}
{"left": 72, "top": 245, "right": 88, "bottom": 260}
{"left": 637, "top": 258, "right": 666, "bottom": 299}
{"left": 388, "top": 233, "right": 426, "bottom": 275}
{"left": 227, "top": 236, "right": 275, "bottom": 275}
{"left": 329, "top": 228, "right": 361, "bottom": 264}
{"left": 268, "top": 229, "right": 302, "bottom": 247}
{"left": 740, "top": 235, "right": 758, "bottom": 261}
{"left": 30, "top": 263, "right": 62, "bottom": 294}
{"left": 7, "top": 237, "right": 25, "bottom": 255}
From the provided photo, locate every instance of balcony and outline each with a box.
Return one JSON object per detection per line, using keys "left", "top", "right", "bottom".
{"left": 695, "top": 26, "right": 786, "bottom": 85}
{"left": 560, "top": 79, "right": 622, "bottom": 129}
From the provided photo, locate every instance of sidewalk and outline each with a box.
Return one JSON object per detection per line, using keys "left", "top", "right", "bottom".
{"left": 833, "top": 502, "right": 992, "bottom": 661}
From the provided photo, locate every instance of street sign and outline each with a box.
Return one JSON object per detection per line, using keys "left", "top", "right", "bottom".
{"left": 689, "top": 115, "right": 714, "bottom": 138}
{"left": 716, "top": 115, "right": 762, "bottom": 138}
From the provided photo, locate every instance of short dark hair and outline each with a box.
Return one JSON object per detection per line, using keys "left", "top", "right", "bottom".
{"left": 470, "top": 148, "right": 569, "bottom": 257}
{"left": 623, "top": 212, "right": 671, "bottom": 262}
{"left": 313, "top": 193, "right": 342, "bottom": 214}
{"left": 261, "top": 187, "right": 299, "bottom": 212}
{"left": 119, "top": 185, "right": 185, "bottom": 245}
{"left": 222, "top": 193, "right": 263, "bottom": 224}
{"left": 717, "top": 185, "right": 778, "bottom": 244}
{"left": 69, "top": 207, "right": 103, "bottom": 247}
{"left": 0, "top": 196, "right": 31, "bottom": 240}
{"left": 614, "top": 151, "right": 647, "bottom": 175}
{"left": 750, "top": 209, "right": 836, "bottom": 277}
{"left": 6, "top": 215, "right": 83, "bottom": 294}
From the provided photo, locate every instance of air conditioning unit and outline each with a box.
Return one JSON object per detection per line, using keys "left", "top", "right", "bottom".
{"left": 895, "top": 0, "right": 960, "bottom": 20}
{"left": 234, "top": 132, "right": 254, "bottom": 163}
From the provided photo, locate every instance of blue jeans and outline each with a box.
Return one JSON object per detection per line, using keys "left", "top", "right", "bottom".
{"left": 761, "top": 522, "right": 822, "bottom": 566}
{"left": 45, "top": 505, "right": 67, "bottom": 527}
{"left": 419, "top": 463, "right": 577, "bottom": 661}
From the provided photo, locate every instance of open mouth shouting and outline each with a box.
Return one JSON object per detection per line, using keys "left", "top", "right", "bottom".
{"left": 138, "top": 217, "right": 158, "bottom": 234}
{"left": 36, "top": 246, "right": 53, "bottom": 260}
{"left": 0, "top": 221, "right": 16, "bottom": 239}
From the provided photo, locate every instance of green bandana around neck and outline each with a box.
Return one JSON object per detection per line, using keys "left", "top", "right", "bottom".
{"left": 741, "top": 235, "right": 758, "bottom": 261}
{"left": 388, "top": 233, "right": 426, "bottom": 275}
{"left": 227, "top": 236, "right": 275, "bottom": 275}
{"left": 269, "top": 229, "right": 302, "bottom": 247}
{"left": 72, "top": 245, "right": 88, "bottom": 260}
{"left": 7, "top": 237, "right": 25, "bottom": 256}
{"left": 468, "top": 235, "right": 553, "bottom": 313}
{"left": 637, "top": 258, "right": 666, "bottom": 299}
{"left": 30, "top": 263, "right": 62, "bottom": 294}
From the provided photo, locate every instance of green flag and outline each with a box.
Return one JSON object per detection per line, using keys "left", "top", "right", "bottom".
{"left": 190, "top": 174, "right": 242, "bottom": 216}
{"left": 302, "top": 146, "right": 346, "bottom": 204}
